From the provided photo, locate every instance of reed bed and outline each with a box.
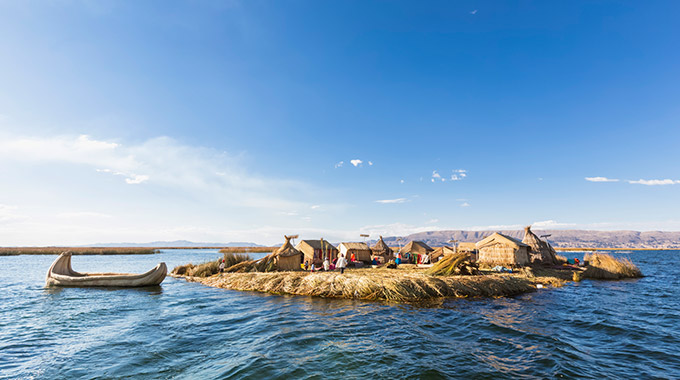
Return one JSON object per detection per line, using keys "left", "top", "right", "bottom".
{"left": 0, "top": 247, "right": 159, "bottom": 256}
{"left": 426, "top": 253, "right": 479, "bottom": 276}
{"left": 171, "top": 252, "right": 253, "bottom": 277}
{"left": 188, "top": 269, "right": 535, "bottom": 302}
{"left": 582, "top": 253, "right": 642, "bottom": 279}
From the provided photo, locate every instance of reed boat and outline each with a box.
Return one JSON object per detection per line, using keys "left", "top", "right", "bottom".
{"left": 45, "top": 251, "right": 167, "bottom": 287}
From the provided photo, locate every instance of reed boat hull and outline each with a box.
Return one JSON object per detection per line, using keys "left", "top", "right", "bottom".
{"left": 45, "top": 252, "right": 167, "bottom": 287}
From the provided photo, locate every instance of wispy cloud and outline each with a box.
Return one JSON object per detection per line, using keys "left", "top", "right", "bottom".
{"left": 375, "top": 198, "right": 408, "bottom": 204}
{"left": 57, "top": 211, "right": 112, "bottom": 219}
{"left": 0, "top": 133, "right": 314, "bottom": 211}
{"left": 628, "top": 179, "right": 680, "bottom": 185}
{"left": 334, "top": 161, "right": 344, "bottom": 168}
{"left": 451, "top": 169, "right": 467, "bottom": 181}
{"left": 350, "top": 159, "right": 363, "bottom": 167}
{"left": 470, "top": 9, "right": 478, "bottom": 15}
{"left": 460, "top": 202, "right": 470, "bottom": 207}
{"left": 585, "top": 176, "right": 619, "bottom": 182}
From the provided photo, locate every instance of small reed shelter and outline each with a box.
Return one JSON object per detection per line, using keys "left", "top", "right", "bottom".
{"left": 431, "top": 246, "right": 456, "bottom": 262}
{"left": 371, "top": 236, "right": 394, "bottom": 264}
{"left": 296, "top": 239, "right": 338, "bottom": 266}
{"left": 272, "top": 235, "right": 303, "bottom": 271}
{"left": 400, "top": 241, "right": 434, "bottom": 264}
{"left": 522, "top": 226, "right": 558, "bottom": 265}
{"left": 338, "top": 242, "right": 372, "bottom": 263}
{"left": 475, "top": 232, "right": 530, "bottom": 266}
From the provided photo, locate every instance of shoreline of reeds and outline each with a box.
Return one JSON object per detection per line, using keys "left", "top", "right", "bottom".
{"left": 179, "top": 269, "right": 538, "bottom": 302}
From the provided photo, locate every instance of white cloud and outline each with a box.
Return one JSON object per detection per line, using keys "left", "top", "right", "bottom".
{"left": 470, "top": 9, "right": 478, "bottom": 15}
{"left": 451, "top": 169, "right": 467, "bottom": 181}
{"left": 628, "top": 179, "right": 680, "bottom": 186}
{"left": 350, "top": 159, "right": 363, "bottom": 167}
{"left": 57, "top": 211, "right": 112, "bottom": 219}
{"left": 311, "top": 205, "right": 321, "bottom": 210}
{"left": 426, "top": 219, "right": 439, "bottom": 224}
{"left": 460, "top": 202, "right": 470, "bottom": 207}
{"left": 400, "top": 179, "right": 404, "bottom": 184}
{"left": 334, "top": 161, "right": 344, "bottom": 168}
{"left": 0, "top": 204, "right": 25, "bottom": 224}
{"left": 585, "top": 177, "right": 619, "bottom": 182}
{"left": 375, "top": 198, "right": 408, "bottom": 204}
{"left": 531, "top": 220, "right": 576, "bottom": 228}
{"left": 368, "top": 161, "right": 373, "bottom": 166}
{"left": 432, "top": 171, "right": 441, "bottom": 179}
{"left": 125, "top": 174, "right": 149, "bottom": 184}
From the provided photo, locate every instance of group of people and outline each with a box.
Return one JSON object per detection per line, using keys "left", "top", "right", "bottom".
{"left": 304, "top": 254, "right": 349, "bottom": 274}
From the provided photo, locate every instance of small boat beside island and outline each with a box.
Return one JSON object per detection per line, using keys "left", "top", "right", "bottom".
{"left": 45, "top": 251, "right": 167, "bottom": 287}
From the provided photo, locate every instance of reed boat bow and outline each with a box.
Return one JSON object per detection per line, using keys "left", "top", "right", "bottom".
{"left": 45, "top": 251, "right": 167, "bottom": 287}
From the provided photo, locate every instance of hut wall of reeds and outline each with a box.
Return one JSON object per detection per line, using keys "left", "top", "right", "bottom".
{"left": 371, "top": 236, "right": 394, "bottom": 263}
{"left": 475, "top": 233, "right": 530, "bottom": 266}
{"left": 521, "top": 226, "right": 558, "bottom": 265}
{"left": 274, "top": 236, "right": 303, "bottom": 271}
{"left": 295, "top": 239, "right": 338, "bottom": 266}
{"left": 338, "top": 242, "right": 372, "bottom": 262}
{"left": 457, "top": 242, "right": 478, "bottom": 261}
{"left": 400, "top": 241, "right": 434, "bottom": 264}
{"left": 431, "top": 246, "right": 456, "bottom": 262}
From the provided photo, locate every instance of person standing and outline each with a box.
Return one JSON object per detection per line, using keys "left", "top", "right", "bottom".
{"left": 336, "top": 255, "right": 348, "bottom": 274}
{"left": 304, "top": 260, "right": 309, "bottom": 271}
{"left": 323, "top": 257, "right": 330, "bottom": 271}
{"left": 219, "top": 259, "right": 225, "bottom": 273}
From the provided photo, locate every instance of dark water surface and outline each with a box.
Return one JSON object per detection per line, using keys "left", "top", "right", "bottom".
{"left": 1, "top": 249, "right": 679, "bottom": 379}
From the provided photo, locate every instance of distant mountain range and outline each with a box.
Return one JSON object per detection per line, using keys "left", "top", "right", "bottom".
{"left": 79, "top": 230, "right": 680, "bottom": 249}
{"left": 81, "top": 240, "right": 264, "bottom": 248}
{"left": 378, "top": 230, "right": 680, "bottom": 249}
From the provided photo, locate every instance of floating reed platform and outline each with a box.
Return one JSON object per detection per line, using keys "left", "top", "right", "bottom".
{"left": 178, "top": 267, "right": 538, "bottom": 302}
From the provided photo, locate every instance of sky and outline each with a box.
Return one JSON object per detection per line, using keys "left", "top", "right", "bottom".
{"left": 1, "top": 0, "right": 679, "bottom": 246}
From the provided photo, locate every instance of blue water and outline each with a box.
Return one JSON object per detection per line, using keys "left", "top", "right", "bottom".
{"left": 1, "top": 249, "right": 679, "bottom": 379}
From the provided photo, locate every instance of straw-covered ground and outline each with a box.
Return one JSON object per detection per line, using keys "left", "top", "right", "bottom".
{"left": 171, "top": 252, "right": 642, "bottom": 303}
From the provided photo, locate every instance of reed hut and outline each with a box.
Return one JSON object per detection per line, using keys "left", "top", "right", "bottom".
{"left": 272, "top": 235, "right": 303, "bottom": 271}
{"left": 431, "top": 246, "right": 456, "bottom": 262}
{"left": 371, "top": 236, "right": 394, "bottom": 264}
{"left": 295, "top": 239, "right": 338, "bottom": 267}
{"left": 400, "top": 241, "right": 434, "bottom": 264}
{"left": 475, "top": 233, "right": 530, "bottom": 266}
{"left": 521, "top": 226, "right": 558, "bottom": 265}
{"left": 338, "top": 242, "right": 372, "bottom": 263}
{"left": 457, "top": 242, "right": 478, "bottom": 262}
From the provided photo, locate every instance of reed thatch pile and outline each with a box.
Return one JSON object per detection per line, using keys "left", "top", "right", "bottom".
{"left": 522, "top": 226, "right": 558, "bottom": 265}
{"left": 425, "top": 253, "right": 479, "bottom": 276}
{"left": 582, "top": 253, "right": 642, "bottom": 279}
{"left": 191, "top": 269, "right": 535, "bottom": 302}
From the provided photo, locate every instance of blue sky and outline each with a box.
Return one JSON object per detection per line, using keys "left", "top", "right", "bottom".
{"left": 1, "top": 1, "right": 679, "bottom": 245}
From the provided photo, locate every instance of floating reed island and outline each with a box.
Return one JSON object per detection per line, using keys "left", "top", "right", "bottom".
{"left": 171, "top": 228, "right": 643, "bottom": 303}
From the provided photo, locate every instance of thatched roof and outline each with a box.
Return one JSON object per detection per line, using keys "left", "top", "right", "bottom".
{"left": 400, "top": 240, "right": 434, "bottom": 254}
{"left": 476, "top": 233, "right": 528, "bottom": 250}
{"left": 274, "top": 235, "right": 302, "bottom": 257}
{"left": 297, "top": 239, "right": 337, "bottom": 251}
{"left": 371, "top": 236, "right": 393, "bottom": 255}
{"left": 522, "top": 226, "right": 557, "bottom": 265}
{"left": 338, "top": 242, "right": 370, "bottom": 250}
{"left": 431, "top": 246, "right": 456, "bottom": 260}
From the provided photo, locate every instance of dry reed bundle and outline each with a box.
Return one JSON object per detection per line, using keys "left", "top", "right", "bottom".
{"left": 193, "top": 270, "right": 535, "bottom": 302}
{"left": 555, "top": 254, "right": 568, "bottom": 264}
{"left": 425, "top": 253, "right": 479, "bottom": 276}
{"left": 582, "top": 253, "right": 642, "bottom": 279}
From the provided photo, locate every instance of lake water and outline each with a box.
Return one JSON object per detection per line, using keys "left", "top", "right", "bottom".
{"left": 1, "top": 249, "right": 679, "bottom": 379}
